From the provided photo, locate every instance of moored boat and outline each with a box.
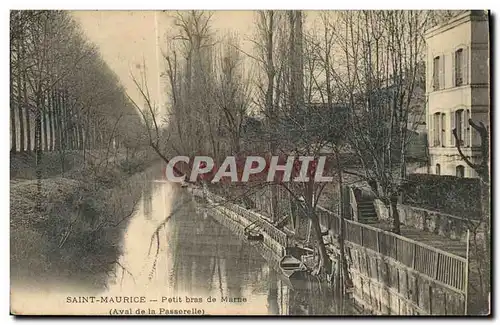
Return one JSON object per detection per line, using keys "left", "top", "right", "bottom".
{"left": 246, "top": 232, "right": 264, "bottom": 241}
{"left": 279, "top": 255, "right": 307, "bottom": 278}
{"left": 244, "top": 220, "right": 264, "bottom": 242}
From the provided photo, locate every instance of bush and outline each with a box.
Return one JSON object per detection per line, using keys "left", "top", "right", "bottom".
{"left": 119, "top": 158, "right": 146, "bottom": 175}
{"left": 402, "top": 173, "right": 481, "bottom": 219}
{"left": 10, "top": 170, "right": 147, "bottom": 289}
{"left": 10, "top": 150, "right": 160, "bottom": 288}
{"left": 10, "top": 151, "right": 84, "bottom": 180}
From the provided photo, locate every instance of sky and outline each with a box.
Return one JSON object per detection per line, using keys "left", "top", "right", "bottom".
{"left": 71, "top": 11, "right": 258, "bottom": 114}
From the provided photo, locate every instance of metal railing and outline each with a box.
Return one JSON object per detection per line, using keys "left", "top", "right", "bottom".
{"left": 203, "top": 189, "right": 466, "bottom": 294}
{"left": 205, "top": 191, "right": 289, "bottom": 249}
{"left": 319, "top": 206, "right": 467, "bottom": 293}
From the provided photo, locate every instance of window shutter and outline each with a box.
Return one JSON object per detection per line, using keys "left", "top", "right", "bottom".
{"left": 463, "top": 46, "right": 469, "bottom": 85}
{"left": 452, "top": 51, "right": 456, "bottom": 87}
{"left": 461, "top": 111, "right": 467, "bottom": 146}
{"left": 465, "top": 109, "right": 471, "bottom": 147}
{"left": 451, "top": 111, "right": 456, "bottom": 146}
{"left": 439, "top": 55, "right": 445, "bottom": 89}
{"left": 430, "top": 58, "right": 435, "bottom": 90}
{"left": 428, "top": 113, "right": 432, "bottom": 146}
{"left": 441, "top": 113, "right": 446, "bottom": 146}
{"left": 433, "top": 113, "right": 439, "bottom": 146}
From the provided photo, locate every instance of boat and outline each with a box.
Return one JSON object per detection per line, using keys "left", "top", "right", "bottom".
{"left": 279, "top": 255, "right": 307, "bottom": 278}
{"left": 246, "top": 232, "right": 264, "bottom": 241}
{"left": 244, "top": 220, "right": 264, "bottom": 242}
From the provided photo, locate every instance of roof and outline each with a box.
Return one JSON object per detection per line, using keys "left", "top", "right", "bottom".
{"left": 425, "top": 10, "right": 489, "bottom": 39}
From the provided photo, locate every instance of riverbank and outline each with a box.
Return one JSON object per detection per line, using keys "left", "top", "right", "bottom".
{"left": 194, "top": 188, "right": 363, "bottom": 315}
{"left": 10, "top": 151, "right": 161, "bottom": 292}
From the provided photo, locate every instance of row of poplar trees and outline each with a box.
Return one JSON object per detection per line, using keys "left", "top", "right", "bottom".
{"left": 10, "top": 10, "right": 140, "bottom": 157}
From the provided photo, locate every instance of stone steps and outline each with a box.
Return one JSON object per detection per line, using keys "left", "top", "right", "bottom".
{"left": 357, "top": 200, "right": 378, "bottom": 224}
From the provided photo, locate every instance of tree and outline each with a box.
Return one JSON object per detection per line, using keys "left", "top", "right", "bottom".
{"left": 211, "top": 33, "right": 252, "bottom": 155}
{"left": 326, "top": 10, "right": 430, "bottom": 234}
{"left": 162, "top": 11, "right": 219, "bottom": 157}
{"left": 10, "top": 10, "right": 144, "bottom": 174}
{"left": 453, "top": 120, "right": 489, "bottom": 182}
{"left": 453, "top": 120, "right": 490, "bottom": 310}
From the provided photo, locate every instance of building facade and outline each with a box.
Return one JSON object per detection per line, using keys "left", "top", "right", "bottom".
{"left": 425, "top": 10, "right": 489, "bottom": 178}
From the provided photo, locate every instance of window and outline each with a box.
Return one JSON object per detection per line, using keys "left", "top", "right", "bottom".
{"left": 455, "top": 49, "right": 464, "bottom": 86}
{"left": 453, "top": 47, "right": 468, "bottom": 87}
{"left": 433, "top": 113, "right": 440, "bottom": 146}
{"left": 452, "top": 109, "right": 470, "bottom": 147}
{"left": 433, "top": 56, "right": 441, "bottom": 90}
{"left": 433, "top": 112, "right": 446, "bottom": 147}
{"left": 456, "top": 165, "right": 465, "bottom": 178}
{"left": 454, "top": 109, "right": 465, "bottom": 146}
{"left": 436, "top": 164, "right": 441, "bottom": 175}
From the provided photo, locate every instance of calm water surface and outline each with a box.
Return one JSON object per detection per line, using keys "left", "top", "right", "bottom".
{"left": 104, "top": 175, "right": 346, "bottom": 315}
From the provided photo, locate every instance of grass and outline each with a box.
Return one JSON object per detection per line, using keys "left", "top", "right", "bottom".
{"left": 10, "top": 151, "right": 84, "bottom": 180}
{"left": 10, "top": 150, "right": 160, "bottom": 290}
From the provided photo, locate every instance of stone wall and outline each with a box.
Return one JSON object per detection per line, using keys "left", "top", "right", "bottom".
{"left": 198, "top": 189, "right": 288, "bottom": 260}
{"left": 348, "top": 186, "right": 359, "bottom": 222}
{"left": 201, "top": 188, "right": 470, "bottom": 315}
{"left": 371, "top": 199, "right": 477, "bottom": 243}
{"left": 318, "top": 203, "right": 468, "bottom": 315}
{"left": 208, "top": 204, "right": 284, "bottom": 271}
{"left": 397, "top": 204, "right": 478, "bottom": 242}
{"left": 373, "top": 199, "right": 389, "bottom": 221}
{"left": 346, "top": 242, "right": 466, "bottom": 315}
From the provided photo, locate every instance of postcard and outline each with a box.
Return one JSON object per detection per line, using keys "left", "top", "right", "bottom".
{"left": 9, "top": 9, "right": 491, "bottom": 316}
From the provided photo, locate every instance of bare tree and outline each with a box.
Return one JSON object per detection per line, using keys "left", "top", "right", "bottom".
{"left": 453, "top": 120, "right": 490, "bottom": 307}
{"left": 325, "top": 10, "right": 430, "bottom": 234}
{"left": 211, "top": 33, "right": 253, "bottom": 156}
{"left": 162, "top": 11, "right": 219, "bottom": 157}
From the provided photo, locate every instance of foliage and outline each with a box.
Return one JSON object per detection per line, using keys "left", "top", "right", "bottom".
{"left": 402, "top": 173, "right": 481, "bottom": 219}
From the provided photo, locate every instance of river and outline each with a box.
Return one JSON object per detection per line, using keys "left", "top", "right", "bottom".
{"left": 102, "top": 169, "right": 349, "bottom": 315}
{"left": 11, "top": 169, "right": 352, "bottom": 315}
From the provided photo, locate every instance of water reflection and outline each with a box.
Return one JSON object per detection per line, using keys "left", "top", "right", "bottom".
{"left": 142, "top": 180, "right": 154, "bottom": 220}
{"left": 105, "top": 179, "right": 347, "bottom": 315}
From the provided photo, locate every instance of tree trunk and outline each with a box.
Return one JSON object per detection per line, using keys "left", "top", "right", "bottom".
{"left": 74, "top": 119, "right": 79, "bottom": 150}
{"left": 288, "top": 12, "right": 296, "bottom": 112}
{"left": 48, "top": 89, "right": 54, "bottom": 151}
{"left": 264, "top": 12, "right": 278, "bottom": 223}
{"left": 10, "top": 80, "right": 17, "bottom": 153}
{"left": 35, "top": 93, "right": 43, "bottom": 211}
{"left": 478, "top": 179, "right": 490, "bottom": 306}
{"left": 62, "top": 91, "right": 70, "bottom": 150}
{"left": 54, "top": 90, "right": 61, "bottom": 151}
{"left": 391, "top": 202, "right": 401, "bottom": 234}
{"left": 334, "top": 147, "right": 350, "bottom": 313}
{"left": 17, "top": 38, "right": 25, "bottom": 152}
{"left": 86, "top": 115, "right": 91, "bottom": 150}
{"left": 387, "top": 194, "right": 401, "bottom": 234}
{"left": 23, "top": 71, "right": 31, "bottom": 152}
{"left": 59, "top": 90, "right": 64, "bottom": 150}
{"left": 78, "top": 120, "right": 84, "bottom": 150}
{"left": 57, "top": 90, "right": 67, "bottom": 174}
{"left": 303, "top": 179, "right": 330, "bottom": 274}
{"left": 92, "top": 123, "right": 97, "bottom": 149}
{"left": 309, "top": 203, "right": 330, "bottom": 273}
{"left": 42, "top": 93, "right": 48, "bottom": 152}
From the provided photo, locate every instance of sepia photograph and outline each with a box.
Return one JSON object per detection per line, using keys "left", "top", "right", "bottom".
{"left": 9, "top": 9, "right": 491, "bottom": 316}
